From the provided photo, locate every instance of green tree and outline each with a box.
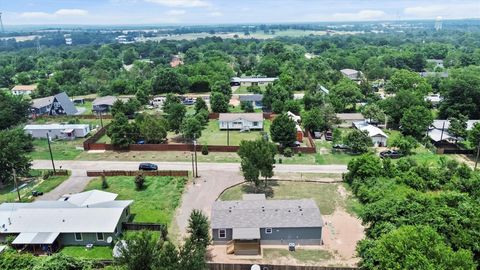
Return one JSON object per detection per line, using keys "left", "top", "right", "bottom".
{"left": 390, "top": 135, "right": 418, "bottom": 155}
{"left": 135, "top": 88, "right": 149, "bottom": 105}
{"left": 181, "top": 115, "right": 202, "bottom": 141}
{"left": 123, "top": 47, "right": 139, "bottom": 65}
{"left": 210, "top": 92, "right": 229, "bottom": 113}
{"left": 257, "top": 57, "right": 280, "bottom": 77}
{"left": 362, "top": 104, "right": 385, "bottom": 124}
{"left": 468, "top": 122, "right": 480, "bottom": 149}
{"left": 343, "top": 153, "right": 383, "bottom": 184}
{"left": 187, "top": 209, "right": 210, "bottom": 249}
{"left": 270, "top": 113, "right": 297, "bottom": 146}
{"left": 115, "top": 231, "right": 161, "bottom": 270}
{"left": 211, "top": 80, "right": 232, "bottom": 99}
{"left": 165, "top": 103, "right": 186, "bottom": 133}
{"left": 110, "top": 99, "right": 126, "bottom": 117}
{"left": 152, "top": 68, "right": 188, "bottom": 95}
{"left": 359, "top": 225, "right": 475, "bottom": 270}
{"left": 238, "top": 139, "right": 277, "bottom": 189}
{"left": 330, "top": 78, "right": 363, "bottom": 112}
{"left": 385, "top": 69, "right": 432, "bottom": 94}
{"left": 380, "top": 90, "right": 426, "bottom": 127}
{"left": 332, "top": 129, "right": 342, "bottom": 144}
{"left": 107, "top": 112, "right": 136, "bottom": 148}
{"left": 0, "top": 92, "right": 29, "bottom": 130}
{"left": 178, "top": 239, "right": 207, "bottom": 270}
{"left": 138, "top": 115, "right": 168, "bottom": 144}
{"left": 32, "top": 253, "right": 92, "bottom": 270}
{"left": 157, "top": 242, "right": 179, "bottom": 270}
{"left": 284, "top": 100, "right": 301, "bottom": 115}
{"left": 400, "top": 106, "right": 433, "bottom": 138}
{"left": 194, "top": 97, "right": 208, "bottom": 114}
{"left": 302, "top": 108, "right": 324, "bottom": 133}
{"left": 344, "top": 129, "right": 373, "bottom": 154}
{"left": 240, "top": 101, "right": 254, "bottom": 113}
{"left": 0, "top": 128, "right": 33, "bottom": 185}
{"left": 449, "top": 114, "right": 468, "bottom": 140}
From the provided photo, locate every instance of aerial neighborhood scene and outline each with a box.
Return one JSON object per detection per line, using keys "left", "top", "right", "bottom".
{"left": 1, "top": 0, "right": 480, "bottom": 269}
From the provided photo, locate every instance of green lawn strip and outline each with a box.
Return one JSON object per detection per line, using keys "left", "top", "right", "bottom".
{"left": 340, "top": 183, "right": 363, "bottom": 217}
{"left": 263, "top": 248, "right": 333, "bottom": 263}
{"left": 97, "top": 134, "right": 111, "bottom": 143}
{"left": 75, "top": 101, "right": 93, "bottom": 115}
{"left": 0, "top": 170, "right": 70, "bottom": 203}
{"left": 84, "top": 176, "right": 187, "bottom": 224}
{"left": 59, "top": 246, "right": 113, "bottom": 260}
{"left": 219, "top": 181, "right": 340, "bottom": 215}
{"left": 198, "top": 120, "right": 271, "bottom": 146}
{"left": 30, "top": 139, "right": 83, "bottom": 160}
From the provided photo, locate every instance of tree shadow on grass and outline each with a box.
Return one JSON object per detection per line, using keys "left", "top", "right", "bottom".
{"left": 240, "top": 180, "right": 279, "bottom": 198}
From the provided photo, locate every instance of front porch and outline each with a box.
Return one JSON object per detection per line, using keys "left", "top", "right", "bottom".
{"left": 226, "top": 228, "right": 261, "bottom": 256}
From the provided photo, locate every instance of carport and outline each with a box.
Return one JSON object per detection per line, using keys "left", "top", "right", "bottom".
{"left": 12, "top": 232, "right": 60, "bottom": 255}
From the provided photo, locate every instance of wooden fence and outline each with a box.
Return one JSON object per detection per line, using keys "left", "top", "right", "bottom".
{"left": 439, "top": 149, "right": 474, "bottom": 155}
{"left": 208, "top": 263, "right": 357, "bottom": 270}
{"left": 35, "top": 114, "right": 113, "bottom": 120}
{"left": 122, "top": 222, "right": 166, "bottom": 232}
{"left": 86, "top": 170, "right": 189, "bottom": 177}
{"left": 83, "top": 124, "right": 110, "bottom": 150}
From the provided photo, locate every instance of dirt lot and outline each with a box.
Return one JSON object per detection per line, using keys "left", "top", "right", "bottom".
{"left": 209, "top": 183, "right": 364, "bottom": 267}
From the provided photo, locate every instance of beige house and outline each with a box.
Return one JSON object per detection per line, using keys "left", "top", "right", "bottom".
{"left": 11, "top": 84, "right": 37, "bottom": 95}
{"left": 219, "top": 113, "right": 263, "bottom": 130}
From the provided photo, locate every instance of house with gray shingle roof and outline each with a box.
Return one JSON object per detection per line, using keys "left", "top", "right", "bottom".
{"left": 211, "top": 194, "right": 323, "bottom": 255}
{"left": 30, "top": 92, "right": 78, "bottom": 117}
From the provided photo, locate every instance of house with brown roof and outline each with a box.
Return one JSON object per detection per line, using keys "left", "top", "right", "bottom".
{"left": 219, "top": 113, "right": 263, "bottom": 130}
{"left": 11, "top": 84, "right": 37, "bottom": 95}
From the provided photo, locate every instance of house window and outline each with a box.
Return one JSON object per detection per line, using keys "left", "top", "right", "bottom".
{"left": 253, "top": 122, "right": 258, "bottom": 126}
{"left": 97, "top": 233, "right": 105, "bottom": 241}
{"left": 265, "top": 228, "right": 273, "bottom": 234}
{"left": 219, "top": 229, "right": 226, "bottom": 238}
{"left": 74, "top": 233, "right": 83, "bottom": 241}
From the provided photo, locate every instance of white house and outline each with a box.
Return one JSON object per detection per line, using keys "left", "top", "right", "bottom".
{"left": 219, "top": 113, "right": 263, "bottom": 130}
{"left": 353, "top": 121, "right": 388, "bottom": 147}
{"left": 340, "top": 69, "right": 363, "bottom": 81}
{"left": 24, "top": 124, "right": 91, "bottom": 140}
{"left": 428, "top": 119, "right": 480, "bottom": 143}
{"left": 230, "top": 77, "right": 278, "bottom": 87}
{"left": 11, "top": 84, "right": 37, "bottom": 95}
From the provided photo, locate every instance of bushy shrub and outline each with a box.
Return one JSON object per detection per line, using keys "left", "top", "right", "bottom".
{"left": 283, "top": 147, "right": 293, "bottom": 157}
{"left": 201, "top": 145, "right": 209, "bottom": 155}
{"left": 134, "top": 174, "right": 145, "bottom": 190}
{"left": 101, "top": 174, "right": 109, "bottom": 189}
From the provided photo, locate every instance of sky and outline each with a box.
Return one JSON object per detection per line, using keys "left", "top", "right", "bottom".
{"left": 1, "top": 0, "right": 479, "bottom": 26}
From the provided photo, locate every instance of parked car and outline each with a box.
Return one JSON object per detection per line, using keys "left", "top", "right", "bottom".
{"left": 324, "top": 131, "right": 333, "bottom": 141}
{"left": 32, "top": 190, "right": 43, "bottom": 197}
{"left": 380, "top": 150, "right": 403, "bottom": 159}
{"left": 333, "top": 144, "right": 350, "bottom": 150}
{"left": 139, "top": 163, "right": 158, "bottom": 171}
{"left": 313, "top": 131, "right": 322, "bottom": 139}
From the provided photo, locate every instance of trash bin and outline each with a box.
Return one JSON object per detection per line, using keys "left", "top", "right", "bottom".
{"left": 288, "top": 242, "right": 295, "bottom": 251}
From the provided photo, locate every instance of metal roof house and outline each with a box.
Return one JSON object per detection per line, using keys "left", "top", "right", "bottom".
{"left": 219, "top": 113, "right": 264, "bottom": 131}
{"left": 353, "top": 121, "right": 388, "bottom": 147}
{"left": 11, "top": 84, "right": 37, "bottom": 95}
{"left": 0, "top": 190, "right": 132, "bottom": 254}
{"left": 230, "top": 77, "right": 278, "bottom": 87}
{"left": 428, "top": 119, "right": 480, "bottom": 143}
{"left": 340, "top": 69, "right": 363, "bottom": 81}
{"left": 30, "top": 92, "right": 78, "bottom": 117}
{"left": 24, "top": 124, "right": 91, "bottom": 140}
{"left": 211, "top": 194, "right": 323, "bottom": 255}
{"left": 92, "top": 96, "right": 119, "bottom": 113}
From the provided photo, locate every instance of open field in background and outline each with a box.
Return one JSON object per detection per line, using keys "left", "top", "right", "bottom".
{"left": 0, "top": 170, "right": 70, "bottom": 203}
{"left": 59, "top": 246, "right": 113, "bottom": 260}
{"left": 84, "top": 176, "right": 187, "bottom": 224}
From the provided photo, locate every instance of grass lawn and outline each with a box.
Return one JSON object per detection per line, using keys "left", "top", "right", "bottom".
{"left": 97, "top": 134, "right": 111, "bottom": 143}
{"left": 263, "top": 248, "right": 333, "bottom": 263}
{"left": 59, "top": 246, "right": 113, "bottom": 260}
{"left": 234, "top": 85, "right": 267, "bottom": 94}
{"left": 30, "top": 139, "right": 83, "bottom": 160}
{"left": 84, "top": 176, "right": 187, "bottom": 224}
{"left": 75, "top": 101, "right": 93, "bottom": 115}
{"left": 198, "top": 120, "right": 271, "bottom": 146}
{"left": 220, "top": 181, "right": 341, "bottom": 215}
{"left": 0, "top": 170, "right": 70, "bottom": 203}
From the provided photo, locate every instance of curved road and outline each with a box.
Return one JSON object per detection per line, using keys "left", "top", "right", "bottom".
{"left": 32, "top": 160, "right": 347, "bottom": 236}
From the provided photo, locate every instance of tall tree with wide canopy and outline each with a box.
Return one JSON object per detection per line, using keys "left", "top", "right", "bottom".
{"left": 0, "top": 128, "right": 33, "bottom": 185}
{"left": 238, "top": 139, "right": 277, "bottom": 189}
{"left": 270, "top": 113, "right": 297, "bottom": 147}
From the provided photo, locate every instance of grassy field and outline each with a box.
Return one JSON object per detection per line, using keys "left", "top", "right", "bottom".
{"left": 0, "top": 170, "right": 70, "bottom": 203}
{"left": 30, "top": 139, "right": 83, "bottom": 160}
{"left": 220, "top": 181, "right": 342, "bottom": 215}
{"left": 97, "top": 134, "right": 111, "bottom": 143}
{"left": 234, "top": 85, "right": 267, "bottom": 94}
{"left": 84, "top": 176, "right": 187, "bottom": 224}
{"left": 75, "top": 101, "right": 93, "bottom": 115}
{"left": 59, "top": 246, "right": 113, "bottom": 260}
{"left": 263, "top": 248, "right": 333, "bottom": 263}
{"left": 198, "top": 120, "right": 271, "bottom": 146}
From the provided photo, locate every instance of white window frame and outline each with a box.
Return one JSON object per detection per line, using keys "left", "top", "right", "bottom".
{"left": 265, "top": 228, "right": 273, "bottom": 234}
{"left": 96, "top": 233, "right": 105, "bottom": 241}
{"left": 74, "top": 233, "right": 83, "bottom": 241}
{"left": 218, "top": 229, "right": 226, "bottom": 238}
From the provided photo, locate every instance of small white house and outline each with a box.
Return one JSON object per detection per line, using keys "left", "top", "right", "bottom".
{"left": 24, "top": 124, "right": 91, "bottom": 140}
{"left": 219, "top": 113, "right": 263, "bottom": 130}
{"left": 340, "top": 69, "right": 363, "bottom": 81}
{"left": 353, "top": 121, "right": 388, "bottom": 147}
{"left": 230, "top": 77, "right": 278, "bottom": 87}
{"left": 11, "top": 84, "right": 37, "bottom": 95}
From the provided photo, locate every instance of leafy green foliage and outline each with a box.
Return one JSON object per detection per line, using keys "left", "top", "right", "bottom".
{"left": 194, "top": 97, "right": 208, "bottom": 114}
{"left": 0, "top": 92, "right": 29, "bottom": 130}
{"left": 390, "top": 135, "right": 418, "bottom": 155}
{"left": 32, "top": 253, "right": 92, "bottom": 270}
{"left": 400, "top": 105, "right": 433, "bottom": 138}
{"left": 165, "top": 102, "right": 187, "bottom": 133}
{"left": 361, "top": 103, "right": 385, "bottom": 124}
{"left": 137, "top": 115, "right": 168, "bottom": 144}
{"left": 181, "top": 115, "right": 203, "bottom": 141}
{"left": 210, "top": 92, "right": 229, "bottom": 113}
{"left": 344, "top": 129, "right": 372, "bottom": 153}
{"left": 270, "top": 113, "right": 297, "bottom": 146}
{"left": 385, "top": 69, "right": 432, "bottom": 94}
{"left": 187, "top": 210, "right": 211, "bottom": 249}
{"left": 134, "top": 174, "right": 145, "bottom": 190}
{"left": 0, "top": 128, "right": 33, "bottom": 184}
{"left": 107, "top": 112, "right": 137, "bottom": 148}
{"left": 330, "top": 78, "right": 363, "bottom": 112}
{"left": 152, "top": 68, "right": 188, "bottom": 95}
{"left": 240, "top": 101, "right": 254, "bottom": 113}
{"left": 448, "top": 114, "right": 468, "bottom": 139}
{"left": 116, "top": 230, "right": 162, "bottom": 270}
{"left": 238, "top": 139, "right": 277, "bottom": 188}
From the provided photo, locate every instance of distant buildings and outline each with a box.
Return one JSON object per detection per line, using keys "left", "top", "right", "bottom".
{"left": 428, "top": 119, "right": 480, "bottom": 143}
{"left": 24, "top": 124, "right": 91, "bottom": 140}
{"left": 230, "top": 77, "right": 278, "bottom": 87}
{"left": 11, "top": 84, "right": 37, "bottom": 95}
{"left": 170, "top": 55, "right": 183, "bottom": 67}
{"left": 238, "top": 94, "right": 263, "bottom": 109}
{"left": 219, "top": 113, "right": 264, "bottom": 131}
{"left": 425, "top": 93, "right": 442, "bottom": 107}
{"left": 336, "top": 113, "right": 365, "bottom": 128}
{"left": 92, "top": 96, "right": 119, "bottom": 113}
{"left": 340, "top": 69, "right": 363, "bottom": 81}
{"left": 30, "top": 92, "right": 78, "bottom": 117}
{"left": 211, "top": 194, "right": 323, "bottom": 255}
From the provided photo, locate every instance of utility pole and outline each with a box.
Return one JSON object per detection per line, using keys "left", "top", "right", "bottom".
{"left": 193, "top": 135, "right": 198, "bottom": 178}
{"left": 99, "top": 112, "right": 104, "bottom": 128}
{"left": 475, "top": 140, "right": 480, "bottom": 170}
{"left": 12, "top": 168, "right": 21, "bottom": 202}
{"left": 46, "top": 133, "right": 56, "bottom": 173}
{"left": 227, "top": 122, "right": 230, "bottom": 146}
{"left": 191, "top": 153, "right": 195, "bottom": 184}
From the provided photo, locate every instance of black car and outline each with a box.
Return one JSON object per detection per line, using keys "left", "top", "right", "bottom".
{"left": 139, "top": 163, "right": 158, "bottom": 171}
{"left": 379, "top": 150, "right": 403, "bottom": 159}
{"left": 32, "top": 190, "right": 44, "bottom": 197}
{"left": 333, "top": 144, "right": 350, "bottom": 150}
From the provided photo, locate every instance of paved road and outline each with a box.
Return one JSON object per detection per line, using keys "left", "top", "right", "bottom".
{"left": 32, "top": 160, "right": 348, "bottom": 174}
{"left": 32, "top": 160, "right": 347, "bottom": 236}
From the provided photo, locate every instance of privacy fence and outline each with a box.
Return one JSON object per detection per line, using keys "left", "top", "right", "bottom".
{"left": 86, "top": 170, "right": 189, "bottom": 177}
{"left": 208, "top": 263, "right": 357, "bottom": 270}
